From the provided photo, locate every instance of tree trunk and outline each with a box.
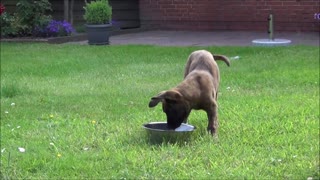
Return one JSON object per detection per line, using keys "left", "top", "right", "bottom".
{"left": 64, "top": 0, "right": 69, "bottom": 21}
{"left": 70, "top": 0, "right": 74, "bottom": 25}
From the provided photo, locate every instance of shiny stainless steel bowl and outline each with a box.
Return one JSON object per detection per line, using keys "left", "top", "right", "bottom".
{"left": 142, "top": 122, "right": 196, "bottom": 143}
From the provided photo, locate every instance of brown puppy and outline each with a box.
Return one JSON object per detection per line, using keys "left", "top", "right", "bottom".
{"left": 148, "top": 50, "right": 230, "bottom": 136}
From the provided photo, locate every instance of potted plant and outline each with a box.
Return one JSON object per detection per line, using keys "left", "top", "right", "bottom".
{"left": 83, "top": 0, "right": 112, "bottom": 45}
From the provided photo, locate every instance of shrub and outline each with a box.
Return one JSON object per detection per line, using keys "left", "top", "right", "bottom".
{"left": 83, "top": 0, "right": 112, "bottom": 24}
{"left": 0, "top": 0, "right": 52, "bottom": 37}
{"left": 15, "top": 0, "right": 52, "bottom": 35}
{"left": 1, "top": 10, "right": 13, "bottom": 37}
{"left": 0, "top": 4, "right": 12, "bottom": 37}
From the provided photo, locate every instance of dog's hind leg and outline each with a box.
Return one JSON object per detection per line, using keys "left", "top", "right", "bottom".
{"left": 207, "top": 101, "right": 218, "bottom": 136}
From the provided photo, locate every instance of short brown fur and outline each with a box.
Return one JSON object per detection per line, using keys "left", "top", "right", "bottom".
{"left": 149, "top": 50, "right": 230, "bottom": 136}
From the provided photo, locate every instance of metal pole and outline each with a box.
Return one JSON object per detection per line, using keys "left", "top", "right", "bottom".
{"left": 268, "top": 14, "right": 274, "bottom": 41}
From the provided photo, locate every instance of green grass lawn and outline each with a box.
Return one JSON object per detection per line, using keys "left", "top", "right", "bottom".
{"left": 0, "top": 43, "right": 319, "bottom": 179}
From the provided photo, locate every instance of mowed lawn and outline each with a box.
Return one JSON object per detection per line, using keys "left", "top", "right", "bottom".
{"left": 0, "top": 43, "right": 319, "bottom": 179}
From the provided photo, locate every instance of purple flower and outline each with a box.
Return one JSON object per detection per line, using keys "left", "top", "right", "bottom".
{"left": 47, "top": 20, "right": 74, "bottom": 36}
{"left": 62, "top": 20, "right": 74, "bottom": 34}
{"left": 33, "top": 20, "right": 75, "bottom": 37}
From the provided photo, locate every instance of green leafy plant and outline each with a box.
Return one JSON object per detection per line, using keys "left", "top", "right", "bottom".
{"left": 0, "top": 4, "right": 17, "bottom": 37}
{"left": 1, "top": 0, "right": 52, "bottom": 37}
{"left": 0, "top": 12, "right": 16, "bottom": 37}
{"left": 15, "top": 0, "right": 52, "bottom": 35}
{"left": 83, "top": 0, "right": 112, "bottom": 24}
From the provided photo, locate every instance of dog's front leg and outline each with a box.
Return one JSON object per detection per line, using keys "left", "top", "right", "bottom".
{"left": 207, "top": 103, "right": 218, "bottom": 136}
{"left": 182, "top": 110, "right": 191, "bottom": 124}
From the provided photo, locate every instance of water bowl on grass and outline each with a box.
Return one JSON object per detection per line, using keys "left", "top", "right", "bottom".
{"left": 142, "top": 122, "right": 196, "bottom": 144}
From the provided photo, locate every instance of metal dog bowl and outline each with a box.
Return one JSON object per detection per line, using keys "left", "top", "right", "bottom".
{"left": 142, "top": 122, "right": 196, "bottom": 143}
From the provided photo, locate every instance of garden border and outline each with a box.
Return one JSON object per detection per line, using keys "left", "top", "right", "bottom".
{"left": 0, "top": 27, "right": 146, "bottom": 44}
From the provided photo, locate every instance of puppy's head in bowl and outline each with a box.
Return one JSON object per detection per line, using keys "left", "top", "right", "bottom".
{"left": 148, "top": 90, "right": 190, "bottom": 129}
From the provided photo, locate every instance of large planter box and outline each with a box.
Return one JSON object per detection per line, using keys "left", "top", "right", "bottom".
{"left": 85, "top": 24, "right": 112, "bottom": 45}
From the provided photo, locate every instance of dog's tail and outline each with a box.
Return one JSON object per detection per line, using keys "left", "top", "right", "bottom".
{"left": 213, "top": 55, "right": 230, "bottom": 67}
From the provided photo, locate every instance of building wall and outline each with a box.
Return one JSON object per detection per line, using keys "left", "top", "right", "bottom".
{"left": 139, "top": 0, "right": 320, "bottom": 32}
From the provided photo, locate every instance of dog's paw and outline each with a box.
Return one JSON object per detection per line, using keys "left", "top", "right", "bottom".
{"left": 207, "top": 127, "right": 219, "bottom": 139}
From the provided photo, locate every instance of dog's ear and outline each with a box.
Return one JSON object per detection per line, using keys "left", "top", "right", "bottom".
{"left": 149, "top": 91, "right": 166, "bottom": 108}
{"left": 148, "top": 90, "right": 183, "bottom": 108}
{"left": 162, "top": 90, "right": 183, "bottom": 103}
